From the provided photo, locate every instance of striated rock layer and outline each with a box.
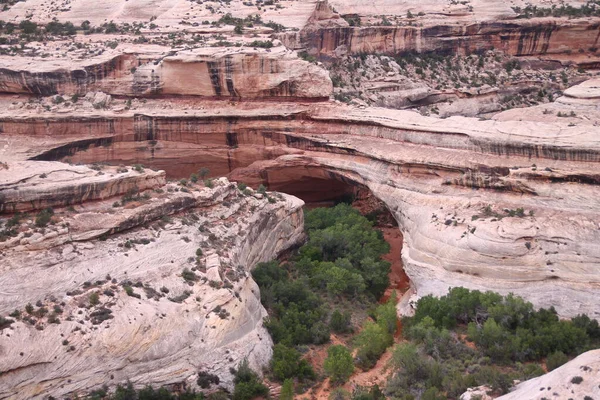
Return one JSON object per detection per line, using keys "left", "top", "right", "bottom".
{"left": 283, "top": 19, "right": 600, "bottom": 60}
{"left": 280, "top": 0, "right": 600, "bottom": 63}
{"left": 2, "top": 79, "right": 600, "bottom": 322}
{"left": 0, "top": 46, "right": 332, "bottom": 99}
{"left": 0, "top": 161, "right": 166, "bottom": 213}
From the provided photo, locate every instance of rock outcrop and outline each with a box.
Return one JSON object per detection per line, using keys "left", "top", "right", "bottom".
{"left": 0, "top": 175, "right": 304, "bottom": 399}
{"left": 497, "top": 349, "right": 600, "bottom": 400}
{"left": 0, "top": 47, "right": 332, "bottom": 99}
{"left": 0, "top": 161, "right": 165, "bottom": 213}
{"left": 281, "top": 0, "right": 600, "bottom": 62}
{"left": 285, "top": 19, "right": 600, "bottom": 60}
{"left": 2, "top": 79, "right": 600, "bottom": 321}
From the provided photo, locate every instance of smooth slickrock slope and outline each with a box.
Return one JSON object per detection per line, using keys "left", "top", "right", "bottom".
{"left": 0, "top": 176, "right": 304, "bottom": 399}
{"left": 497, "top": 349, "right": 600, "bottom": 400}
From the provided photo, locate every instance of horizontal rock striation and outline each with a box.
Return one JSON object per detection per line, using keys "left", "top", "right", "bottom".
{"left": 281, "top": 1, "right": 600, "bottom": 60}
{"left": 0, "top": 47, "right": 332, "bottom": 99}
{"left": 0, "top": 161, "right": 166, "bottom": 213}
{"left": 2, "top": 82, "right": 600, "bottom": 320}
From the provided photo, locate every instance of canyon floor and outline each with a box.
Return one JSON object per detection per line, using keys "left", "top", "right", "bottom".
{"left": 1, "top": 0, "right": 600, "bottom": 398}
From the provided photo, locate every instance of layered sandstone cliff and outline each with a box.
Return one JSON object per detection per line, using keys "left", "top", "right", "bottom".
{"left": 280, "top": 0, "right": 600, "bottom": 62}
{"left": 2, "top": 79, "right": 600, "bottom": 321}
{"left": 0, "top": 161, "right": 165, "bottom": 213}
{"left": 0, "top": 46, "right": 332, "bottom": 99}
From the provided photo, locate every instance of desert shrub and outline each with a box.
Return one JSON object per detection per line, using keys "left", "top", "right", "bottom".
{"left": 198, "top": 167, "right": 210, "bottom": 179}
{"left": 123, "top": 286, "right": 141, "bottom": 299}
{"left": 89, "top": 291, "right": 100, "bottom": 306}
{"left": 35, "top": 208, "right": 54, "bottom": 227}
{"left": 0, "top": 316, "right": 14, "bottom": 330}
{"left": 182, "top": 268, "right": 198, "bottom": 282}
{"left": 197, "top": 371, "right": 220, "bottom": 389}
{"left": 248, "top": 40, "right": 273, "bottom": 48}
{"left": 168, "top": 291, "right": 192, "bottom": 303}
{"left": 330, "top": 309, "right": 352, "bottom": 334}
{"left": 571, "top": 376, "right": 583, "bottom": 384}
{"left": 90, "top": 308, "right": 113, "bottom": 325}
{"left": 546, "top": 351, "right": 569, "bottom": 371}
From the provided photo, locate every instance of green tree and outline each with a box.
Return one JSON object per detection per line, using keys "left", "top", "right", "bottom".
{"left": 232, "top": 359, "right": 269, "bottom": 400}
{"left": 375, "top": 292, "right": 398, "bottom": 335}
{"left": 279, "top": 379, "right": 294, "bottom": 400}
{"left": 324, "top": 345, "right": 354, "bottom": 384}
{"left": 354, "top": 321, "right": 392, "bottom": 369}
{"left": 330, "top": 309, "right": 352, "bottom": 333}
{"left": 198, "top": 167, "right": 210, "bottom": 179}
{"left": 271, "top": 344, "right": 315, "bottom": 381}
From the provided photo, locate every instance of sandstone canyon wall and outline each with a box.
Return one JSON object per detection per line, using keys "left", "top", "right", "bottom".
{"left": 1, "top": 0, "right": 600, "bottom": 397}
{"left": 2, "top": 83, "right": 600, "bottom": 321}
{"left": 0, "top": 47, "right": 332, "bottom": 99}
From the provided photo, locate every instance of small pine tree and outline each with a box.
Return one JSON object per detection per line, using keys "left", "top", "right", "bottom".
{"left": 279, "top": 379, "right": 294, "bottom": 400}
{"left": 330, "top": 310, "right": 352, "bottom": 333}
{"left": 323, "top": 345, "right": 354, "bottom": 384}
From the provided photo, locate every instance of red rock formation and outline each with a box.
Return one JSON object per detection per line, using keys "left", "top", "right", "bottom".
{"left": 0, "top": 48, "right": 332, "bottom": 99}
{"left": 281, "top": 0, "right": 600, "bottom": 60}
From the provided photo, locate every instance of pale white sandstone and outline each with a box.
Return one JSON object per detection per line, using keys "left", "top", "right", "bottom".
{"left": 0, "top": 178, "right": 305, "bottom": 399}
{"left": 497, "top": 349, "right": 600, "bottom": 400}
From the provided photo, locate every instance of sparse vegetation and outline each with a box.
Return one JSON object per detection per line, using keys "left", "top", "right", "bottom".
{"left": 35, "top": 208, "right": 54, "bottom": 227}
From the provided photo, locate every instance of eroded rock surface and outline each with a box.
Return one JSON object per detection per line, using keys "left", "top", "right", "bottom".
{"left": 497, "top": 349, "right": 600, "bottom": 399}
{"left": 2, "top": 80, "right": 600, "bottom": 322}
{"left": 0, "top": 176, "right": 304, "bottom": 399}
{"left": 1, "top": 0, "right": 600, "bottom": 397}
{"left": 0, "top": 46, "right": 331, "bottom": 99}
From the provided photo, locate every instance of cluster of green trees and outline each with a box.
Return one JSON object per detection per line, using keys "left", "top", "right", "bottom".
{"left": 231, "top": 359, "right": 269, "bottom": 400}
{"left": 409, "top": 287, "right": 600, "bottom": 362}
{"left": 383, "top": 288, "right": 600, "bottom": 399}
{"left": 252, "top": 204, "right": 394, "bottom": 389}
{"left": 299, "top": 204, "right": 390, "bottom": 299}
